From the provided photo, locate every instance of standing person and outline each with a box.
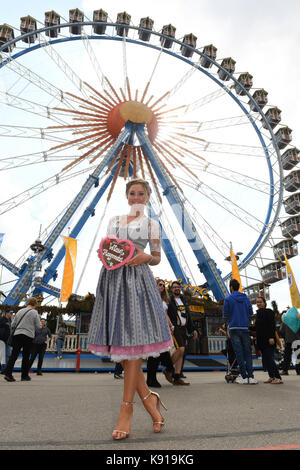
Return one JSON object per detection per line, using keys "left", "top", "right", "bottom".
{"left": 255, "top": 297, "right": 283, "bottom": 384}
{"left": 146, "top": 279, "right": 175, "bottom": 387}
{"left": 55, "top": 323, "right": 66, "bottom": 359}
{"left": 87, "top": 179, "right": 173, "bottom": 440}
{"left": 0, "top": 310, "right": 13, "bottom": 373}
{"left": 4, "top": 297, "right": 41, "bottom": 382}
{"left": 114, "top": 362, "right": 124, "bottom": 379}
{"left": 219, "top": 322, "right": 237, "bottom": 373}
{"left": 222, "top": 279, "right": 257, "bottom": 384}
{"left": 167, "top": 281, "right": 198, "bottom": 385}
{"left": 28, "top": 318, "right": 52, "bottom": 375}
{"left": 279, "top": 317, "right": 300, "bottom": 376}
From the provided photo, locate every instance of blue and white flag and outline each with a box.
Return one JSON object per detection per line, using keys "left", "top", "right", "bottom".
{"left": 0, "top": 233, "right": 4, "bottom": 249}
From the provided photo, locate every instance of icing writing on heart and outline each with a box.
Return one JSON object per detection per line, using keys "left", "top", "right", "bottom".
{"left": 98, "top": 236, "right": 135, "bottom": 270}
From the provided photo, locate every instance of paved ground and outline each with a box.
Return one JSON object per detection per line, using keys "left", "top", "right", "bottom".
{"left": 1, "top": 370, "right": 300, "bottom": 451}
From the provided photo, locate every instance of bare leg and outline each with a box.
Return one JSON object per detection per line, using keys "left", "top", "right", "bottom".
{"left": 171, "top": 348, "right": 181, "bottom": 367}
{"left": 112, "top": 358, "right": 141, "bottom": 439}
{"left": 136, "top": 367, "right": 165, "bottom": 432}
{"left": 172, "top": 347, "right": 184, "bottom": 375}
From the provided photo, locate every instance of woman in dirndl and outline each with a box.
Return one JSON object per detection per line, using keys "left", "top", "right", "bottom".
{"left": 87, "top": 178, "right": 173, "bottom": 440}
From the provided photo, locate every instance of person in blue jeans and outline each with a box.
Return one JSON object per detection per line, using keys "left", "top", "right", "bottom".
{"left": 223, "top": 279, "right": 258, "bottom": 384}
{"left": 55, "top": 323, "right": 66, "bottom": 359}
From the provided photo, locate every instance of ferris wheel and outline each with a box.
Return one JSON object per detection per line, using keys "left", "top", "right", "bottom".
{"left": 0, "top": 8, "right": 299, "bottom": 306}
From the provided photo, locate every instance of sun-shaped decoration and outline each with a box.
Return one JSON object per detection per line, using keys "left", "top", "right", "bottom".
{"left": 47, "top": 77, "right": 205, "bottom": 203}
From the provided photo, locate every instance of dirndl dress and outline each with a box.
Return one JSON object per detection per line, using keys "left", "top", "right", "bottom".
{"left": 87, "top": 215, "right": 173, "bottom": 362}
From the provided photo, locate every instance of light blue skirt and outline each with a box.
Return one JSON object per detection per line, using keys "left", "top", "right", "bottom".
{"left": 87, "top": 264, "right": 173, "bottom": 362}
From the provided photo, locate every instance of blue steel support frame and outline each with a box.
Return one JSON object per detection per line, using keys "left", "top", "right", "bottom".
{"left": 134, "top": 122, "right": 229, "bottom": 300}
{"left": 0, "top": 254, "right": 21, "bottom": 277}
{"left": 147, "top": 202, "right": 190, "bottom": 285}
{"left": 128, "top": 156, "right": 189, "bottom": 283}
{"left": 3, "top": 127, "right": 131, "bottom": 305}
{"left": 32, "top": 171, "right": 114, "bottom": 296}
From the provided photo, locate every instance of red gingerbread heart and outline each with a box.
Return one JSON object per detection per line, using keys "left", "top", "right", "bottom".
{"left": 98, "top": 236, "right": 135, "bottom": 270}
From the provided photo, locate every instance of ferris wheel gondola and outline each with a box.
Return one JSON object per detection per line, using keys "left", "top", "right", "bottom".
{"left": 0, "top": 8, "right": 298, "bottom": 306}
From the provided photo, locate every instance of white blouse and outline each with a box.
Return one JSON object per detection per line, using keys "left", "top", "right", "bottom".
{"left": 107, "top": 215, "right": 161, "bottom": 253}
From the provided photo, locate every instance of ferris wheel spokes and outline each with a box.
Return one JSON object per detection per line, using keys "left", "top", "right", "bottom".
{"left": 192, "top": 140, "right": 267, "bottom": 157}
{"left": 184, "top": 88, "right": 229, "bottom": 115}
{"left": 13, "top": 166, "right": 110, "bottom": 271}
{"left": 37, "top": 23, "right": 113, "bottom": 100}
{"left": 148, "top": 199, "right": 191, "bottom": 285}
{"left": 152, "top": 130, "right": 272, "bottom": 195}
{"left": 0, "top": 90, "right": 69, "bottom": 125}
{"left": 39, "top": 39, "right": 88, "bottom": 99}
{"left": 167, "top": 56, "right": 204, "bottom": 102}
{"left": 0, "top": 162, "right": 99, "bottom": 215}
{"left": 154, "top": 136, "right": 269, "bottom": 189}
{"left": 135, "top": 122, "right": 229, "bottom": 300}
{"left": 3, "top": 58, "right": 76, "bottom": 109}
{"left": 41, "top": 171, "right": 114, "bottom": 293}
{"left": 3, "top": 126, "right": 132, "bottom": 305}
{"left": 183, "top": 197, "right": 230, "bottom": 259}
{"left": 142, "top": 48, "right": 163, "bottom": 103}
{"left": 187, "top": 161, "right": 271, "bottom": 195}
{"left": 0, "top": 124, "right": 72, "bottom": 145}
{"left": 81, "top": 29, "right": 107, "bottom": 91}
{"left": 122, "top": 29, "right": 130, "bottom": 100}
{"left": 180, "top": 115, "right": 259, "bottom": 133}
{"left": 176, "top": 175, "right": 268, "bottom": 234}
{"left": 0, "top": 147, "right": 91, "bottom": 172}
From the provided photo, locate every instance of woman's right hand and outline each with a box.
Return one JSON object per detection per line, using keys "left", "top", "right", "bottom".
{"left": 125, "top": 246, "right": 151, "bottom": 267}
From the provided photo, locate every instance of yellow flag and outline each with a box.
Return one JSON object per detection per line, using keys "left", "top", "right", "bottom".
{"left": 283, "top": 254, "right": 300, "bottom": 308}
{"left": 230, "top": 247, "right": 243, "bottom": 292}
{"left": 60, "top": 236, "right": 77, "bottom": 302}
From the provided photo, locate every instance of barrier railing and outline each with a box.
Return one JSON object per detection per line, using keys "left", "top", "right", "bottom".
{"left": 47, "top": 335, "right": 80, "bottom": 352}
{"left": 47, "top": 334, "right": 227, "bottom": 354}
{"left": 208, "top": 336, "right": 227, "bottom": 354}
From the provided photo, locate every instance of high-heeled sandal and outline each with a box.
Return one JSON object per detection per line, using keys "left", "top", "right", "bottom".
{"left": 143, "top": 390, "right": 167, "bottom": 433}
{"left": 270, "top": 378, "right": 283, "bottom": 384}
{"left": 112, "top": 401, "right": 134, "bottom": 440}
{"left": 264, "top": 377, "right": 274, "bottom": 383}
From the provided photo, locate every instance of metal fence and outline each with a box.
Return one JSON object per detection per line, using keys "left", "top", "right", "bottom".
{"left": 47, "top": 334, "right": 227, "bottom": 354}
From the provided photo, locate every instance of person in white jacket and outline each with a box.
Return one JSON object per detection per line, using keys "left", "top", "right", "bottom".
{"left": 4, "top": 297, "right": 41, "bottom": 382}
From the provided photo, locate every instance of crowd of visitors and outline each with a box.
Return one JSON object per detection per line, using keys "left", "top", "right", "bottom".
{"left": 0, "top": 280, "right": 299, "bottom": 386}
{"left": 0, "top": 298, "right": 64, "bottom": 381}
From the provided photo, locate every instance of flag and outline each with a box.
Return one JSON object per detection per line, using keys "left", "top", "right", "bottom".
{"left": 230, "top": 247, "right": 243, "bottom": 292}
{"left": 60, "top": 236, "right": 77, "bottom": 303}
{"left": 0, "top": 233, "right": 4, "bottom": 249}
{"left": 283, "top": 254, "right": 300, "bottom": 308}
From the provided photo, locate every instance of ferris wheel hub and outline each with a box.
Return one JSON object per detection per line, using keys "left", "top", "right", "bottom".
{"left": 107, "top": 100, "right": 158, "bottom": 142}
{"left": 120, "top": 101, "right": 153, "bottom": 124}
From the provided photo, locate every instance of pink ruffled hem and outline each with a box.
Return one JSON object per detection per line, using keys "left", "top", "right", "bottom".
{"left": 88, "top": 338, "right": 174, "bottom": 361}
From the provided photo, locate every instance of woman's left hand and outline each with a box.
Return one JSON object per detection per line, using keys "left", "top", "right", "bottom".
{"left": 125, "top": 246, "right": 152, "bottom": 267}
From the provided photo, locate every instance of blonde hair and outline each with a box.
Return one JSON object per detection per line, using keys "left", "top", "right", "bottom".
{"left": 125, "top": 178, "right": 152, "bottom": 197}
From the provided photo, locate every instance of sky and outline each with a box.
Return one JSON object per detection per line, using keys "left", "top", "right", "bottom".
{"left": 0, "top": 0, "right": 300, "bottom": 311}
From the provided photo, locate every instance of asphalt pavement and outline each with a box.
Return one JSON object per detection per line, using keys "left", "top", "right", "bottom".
{"left": 1, "top": 370, "right": 300, "bottom": 451}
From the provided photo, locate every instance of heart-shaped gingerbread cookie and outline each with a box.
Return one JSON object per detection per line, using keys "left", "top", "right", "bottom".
{"left": 98, "top": 236, "right": 135, "bottom": 270}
